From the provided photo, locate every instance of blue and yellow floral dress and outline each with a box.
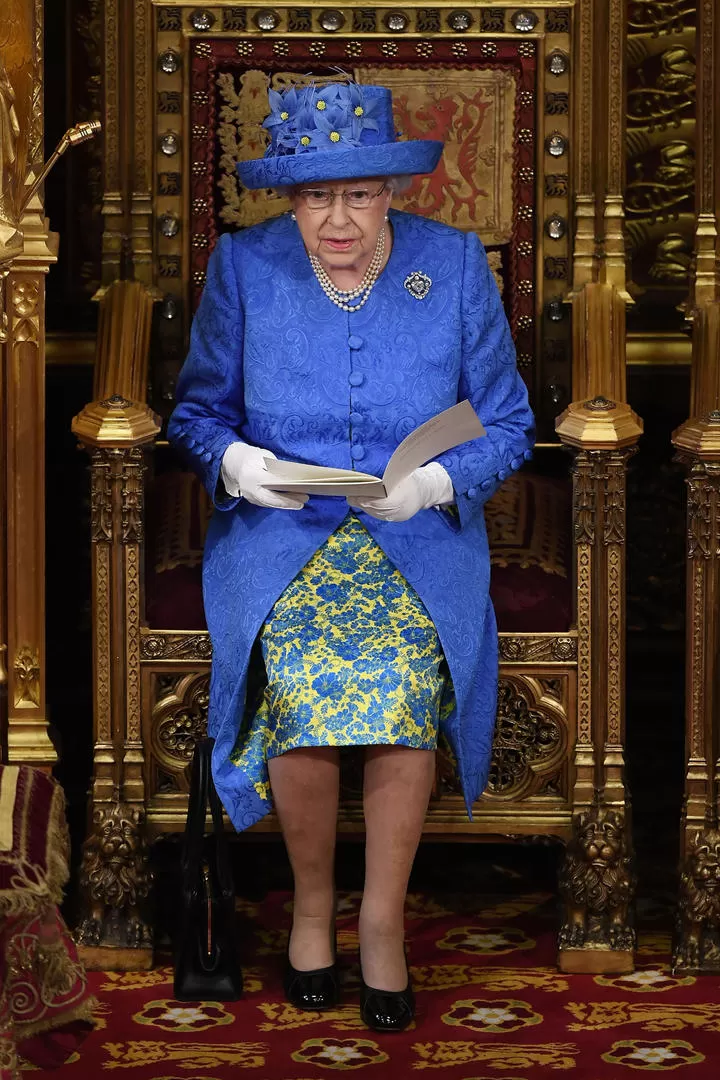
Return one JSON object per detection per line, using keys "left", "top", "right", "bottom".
{"left": 230, "top": 513, "right": 453, "bottom": 800}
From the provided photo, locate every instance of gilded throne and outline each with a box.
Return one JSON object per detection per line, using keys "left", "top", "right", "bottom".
{"left": 72, "top": 2, "right": 641, "bottom": 974}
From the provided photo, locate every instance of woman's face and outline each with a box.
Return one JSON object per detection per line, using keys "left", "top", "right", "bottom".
{"left": 289, "top": 177, "right": 393, "bottom": 275}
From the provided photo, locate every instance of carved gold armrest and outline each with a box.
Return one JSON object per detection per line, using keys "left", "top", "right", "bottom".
{"left": 556, "top": 396, "right": 642, "bottom": 452}
{"left": 72, "top": 394, "right": 160, "bottom": 450}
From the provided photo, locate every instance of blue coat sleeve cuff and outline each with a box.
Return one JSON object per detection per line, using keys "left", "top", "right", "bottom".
{"left": 439, "top": 445, "right": 535, "bottom": 524}
{"left": 169, "top": 423, "right": 241, "bottom": 511}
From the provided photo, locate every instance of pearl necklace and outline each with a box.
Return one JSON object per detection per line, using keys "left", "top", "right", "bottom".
{"left": 308, "top": 228, "right": 385, "bottom": 313}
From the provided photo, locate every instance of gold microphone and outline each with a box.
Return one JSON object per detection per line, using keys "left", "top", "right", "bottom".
{"left": 20, "top": 119, "right": 102, "bottom": 213}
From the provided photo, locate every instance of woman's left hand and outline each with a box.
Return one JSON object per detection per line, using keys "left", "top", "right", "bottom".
{"left": 349, "top": 462, "right": 453, "bottom": 522}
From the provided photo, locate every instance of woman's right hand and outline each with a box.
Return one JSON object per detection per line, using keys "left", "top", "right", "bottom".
{"left": 221, "top": 442, "right": 308, "bottom": 510}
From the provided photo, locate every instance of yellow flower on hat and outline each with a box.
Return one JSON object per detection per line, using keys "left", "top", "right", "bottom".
{"left": 316, "top": 100, "right": 327, "bottom": 111}
{"left": 300, "top": 136, "right": 311, "bottom": 146}
{"left": 330, "top": 131, "right": 341, "bottom": 142}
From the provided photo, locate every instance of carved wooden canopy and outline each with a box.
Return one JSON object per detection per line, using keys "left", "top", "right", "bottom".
{"left": 101, "top": 3, "right": 576, "bottom": 436}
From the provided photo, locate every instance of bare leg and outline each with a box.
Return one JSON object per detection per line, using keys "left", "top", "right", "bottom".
{"left": 360, "top": 745, "right": 435, "bottom": 990}
{"left": 268, "top": 746, "right": 340, "bottom": 970}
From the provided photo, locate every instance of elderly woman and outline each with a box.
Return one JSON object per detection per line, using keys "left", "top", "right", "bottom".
{"left": 168, "top": 81, "right": 534, "bottom": 1032}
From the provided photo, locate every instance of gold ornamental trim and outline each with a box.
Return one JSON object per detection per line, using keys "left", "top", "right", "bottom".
{"left": 499, "top": 634, "right": 577, "bottom": 664}
{"left": 154, "top": 3, "right": 570, "bottom": 35}
{"left": 684, "top": 465, "right": 720, "bottom": 560}
{"left": 94, "top": 544, "right": 112, "bottom": 744}
{"left": 12, "top": 646, "right": 40, "bottom": 708}
{"left": 140, "top": 629, "right": 212, "bottom": 662}
{"left": 137, "top": 630, "right": 578, "bottom": 665}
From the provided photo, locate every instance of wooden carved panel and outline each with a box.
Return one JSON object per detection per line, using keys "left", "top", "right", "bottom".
{"left": 145, "top": 665, "right": 574, "bottom": 809}
{"left": 187, "top": 41, "right": 536, "bottom": 349}
{"left": 626, "top": 0, "right": 697, "bottom": 330}
{"left": 488, "top": 678, "right": 566, "bottom": 795}
{"left": 149, "top": 671, "right": 210, "bottom": 783}
{"left": 144, "top": 5, "right": 577, "bottom": 430}
{"left": 437, "top": 673, "right": 572, "bottom": 804}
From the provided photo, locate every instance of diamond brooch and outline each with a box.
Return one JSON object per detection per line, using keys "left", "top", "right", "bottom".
{"left": 404, "top": 271, "right": 432, "bottom": 299}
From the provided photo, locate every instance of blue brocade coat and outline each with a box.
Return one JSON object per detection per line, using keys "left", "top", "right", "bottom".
{"left": 168, "top": 209, "right": 535, "bottom": 831}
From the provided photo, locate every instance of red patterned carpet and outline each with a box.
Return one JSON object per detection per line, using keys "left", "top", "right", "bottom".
{"left": 25, "top": 887, "right": 720, "bottom": 1078}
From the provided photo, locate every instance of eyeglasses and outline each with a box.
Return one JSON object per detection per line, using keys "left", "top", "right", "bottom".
{"left": 295, "top": 183, "right": 387, "bottom": 211}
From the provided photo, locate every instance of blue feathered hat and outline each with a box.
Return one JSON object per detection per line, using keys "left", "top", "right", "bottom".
{"left": 236, "top": 81, "right": 443, "bottom": 189}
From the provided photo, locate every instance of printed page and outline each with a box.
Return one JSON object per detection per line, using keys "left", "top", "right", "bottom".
{"left": 381, "top": 400, "right": 485, "bottom": 491}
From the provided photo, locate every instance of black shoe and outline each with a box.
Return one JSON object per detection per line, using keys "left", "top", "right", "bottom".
{"left": 285, "top": 923, "right": 339, "bottom": 1011}
{"left": 284, "top": 958, "right": 339, "bottom": 1010}
{"left": 360, "top": 979, "right": 415, "bottom": 1032}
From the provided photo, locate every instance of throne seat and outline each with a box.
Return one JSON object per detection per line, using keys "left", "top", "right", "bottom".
{"left": 71, "top": 8, "right": 642, "bottom": 976}
{"left": 145, "top": 469, "right": 572, "bottom": 634}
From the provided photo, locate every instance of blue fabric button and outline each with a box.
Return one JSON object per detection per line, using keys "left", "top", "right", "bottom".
{"left": 351, "top": 445, "right": 365, "bottom": 461}
{"left": 498, "top": 468, "right": 509, "bottom": 481}
{"left": 350, "top": 411, "right": 363, "bottom": 424}
{"left": 349, "top": 372, "right": 364, "bottom": 387}
{"left": 348, "top": 334, "right": 363, "bottom": 349}
{"left": 480, "top": 479, "right": 494, "bottom": 491}
{"left": 467, "top": 487, "right": 477, "bottom": 499}
{"left": 201, "top": 451, "right": 213, "bottom": 463}
{"left": 510, "top": 456, "right": 524, "bottom": 470}
{"left": 185, "top": 437, "right": 197, "bottom": 449}
{"left": 523, "top": 448, "right": 533, "bottom": 461}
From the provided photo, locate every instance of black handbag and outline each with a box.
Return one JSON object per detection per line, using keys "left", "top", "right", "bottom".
{"left": 173, "top": 737, "right": 243, "bottom": 1001}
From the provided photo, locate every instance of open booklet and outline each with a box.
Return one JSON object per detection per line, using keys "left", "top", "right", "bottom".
{"left": 258, "top": 399, "right": 486, "bottom": 497}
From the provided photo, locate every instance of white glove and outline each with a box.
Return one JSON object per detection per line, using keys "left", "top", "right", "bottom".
{"left": 349, "top": 462, "right": 453, "bottom": 522}
{"left": 221, "top": 442, "right": 308, "bottom": 510}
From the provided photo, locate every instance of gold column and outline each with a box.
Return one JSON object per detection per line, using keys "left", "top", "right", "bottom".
{"left": 556, "top": 0, "right": 643, "bottom": 974}
{"left": 73, "top": 391, "right": 160, "bottom": 971}
{"left": 101, "top": 0, "right": 154, "bottom": 286}
{"left": 602, "top": 0, "right": 632, "bottom": 301}
{"left": 130, "top": 0, "right": 153, "bottom": 284}
{"left": 570, "top": 0, "right": 597, "bottom": 293}
{"left": 101, "top": 0, "right": 126, "bottom": 284}
{"left": 0, "top": 0, "right": 58, "bottom": 767}
{"left": 671, "top": 0, "right": 720, "bottom": 975}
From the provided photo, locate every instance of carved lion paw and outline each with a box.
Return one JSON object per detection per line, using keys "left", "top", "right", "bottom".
{"left": 608, "top": 923, "right": 634, "bottom": 951}
{"left": 75, "top": 916, "right": 102, "bottom": 947}
{"left": 673, "top": 932, "right": 701, "bottom": 971}
{"left": 559, "top": 922, "right": 586, "bottom": 949}
{"left": 126, "top": 916, "right": 153, "bottom": 949}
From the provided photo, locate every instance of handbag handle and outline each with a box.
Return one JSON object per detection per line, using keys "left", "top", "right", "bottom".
{"left": 182, "top": 738, "right": 233, "bottom": 900}
{"left": 174, "top": 737, "right": 243, "bottom": 1001}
